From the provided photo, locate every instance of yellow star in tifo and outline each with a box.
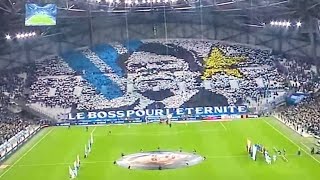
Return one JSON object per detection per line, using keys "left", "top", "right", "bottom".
{"left": 202, "top": 48, "right": 246, "bottom": 79}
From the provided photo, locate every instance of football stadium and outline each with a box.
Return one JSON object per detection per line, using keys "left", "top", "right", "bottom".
{"left": 0, "top": 0, "right": 320, "bottom": 180}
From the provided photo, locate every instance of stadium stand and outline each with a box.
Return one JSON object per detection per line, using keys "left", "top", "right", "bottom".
{"left": 0, "top": 39, "right": 319, "bottom": 145}
{"left": 0, "top": 68, "right": 38, "bottom": 145}
{"left": 277, "top": 94, "right": 320, "bottom": 136}
{"left": 23, "top": 40, "right": 318, "bottom": 115}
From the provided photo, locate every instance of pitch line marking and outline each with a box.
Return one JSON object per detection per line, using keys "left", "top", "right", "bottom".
{"left": 219, "top": 122, "right": 227, "bottom": 131}
{"left": 264, "top": 120, "right": 320, "bottom": 165}
{"left": 0, "top": 128, "right": 54, "bottom": 179}
{"left": 300, "top": 142, "right": 311, "bottom": 150}
{"left": 14, "top": 154, "right": 301, "bottom": 167}
{"left": 91, "top": 126, "right": 97, "bottom": 134}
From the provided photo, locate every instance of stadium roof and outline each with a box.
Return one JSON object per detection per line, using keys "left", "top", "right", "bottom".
{"left": 0, "top": 0, "right": 319, "bottom": 29}
{"left": 0, "top": 0, "right": 319, "bottom": 68}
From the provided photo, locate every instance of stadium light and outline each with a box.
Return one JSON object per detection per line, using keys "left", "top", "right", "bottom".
{"left": 142, "top": 0, "right": 146, "bottom": 3}
{"left": 14, "top": 32, "right": 36, "bottom": 39}
{"left": 16, "top": 33, "right": 21, "bottom": 39}
{"left": 285, "top": 21, "right": 291, "bottom": 27}
{"left": 296, "top": 21, "right": 302, "bottom": 27}
{"left": 5, "top": 34, "right": 11, "bottom": 40}
{"left": 270, "top": 20, "right": 293, "bottom": 28}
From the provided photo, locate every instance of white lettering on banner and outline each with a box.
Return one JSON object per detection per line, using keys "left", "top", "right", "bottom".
{"left": 88, "top": 112, "right": 97, "bottom": 119}
{"left": 108, "top": 111, "right": 116, "bottom": 118}
{"left": 97, "top": 111, "right": 107, "bottom": 119}
{"left": 185, "top": 108, "right": 193, "bottom": 115}
{"left": 214, "top": 107, "right": 223, "bottom": 113}
{"left": 76, "top": 112, "right": 85, "bottom": 120}
{"left": 145, "top": 109, "right": 155, "bottom": 116}
{"left": 228, "top": 106, "right": 236, "bottom": 113}
{"left": 223, "top": 106, "right": 228, "bottom": 113}
{"left": 154, "top": 109, "right": 164, "bottom": 116}
{"left": 204, "top": 107, "right": 213, "bottom": 114}
{"left": 238, "top": 106, "right": 247, "bottom": 113}
{"left": 136, "top": 110, "right": 145, "bottom": 117}
{"left": 127, "top": 110, "right": 135, "bottom": 117}
{"left": 67, "top": 106, "right": 248, "bottom": 120}
{"left": 68, "top": 113, "right": 76, "bottom": 120}
{"left": 195, "top": 107, "right": 203, "bottom": 114}
{"left": 116, "top": 111, "right": 125, "bottom": 118}
{"left": 176, "top": 108, "right": 184, "bottom": 115}
{"left": 165, "top": 109, "right": 171, "bottom": 115}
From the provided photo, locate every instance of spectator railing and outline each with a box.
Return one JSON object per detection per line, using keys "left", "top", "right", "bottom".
{"left": 0, "top": 125, "right": 41, "bottom": 162}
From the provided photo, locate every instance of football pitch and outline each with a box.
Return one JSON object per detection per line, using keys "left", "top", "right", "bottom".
{"left": 0, "top": 117, "right": 319, "bottom": 180}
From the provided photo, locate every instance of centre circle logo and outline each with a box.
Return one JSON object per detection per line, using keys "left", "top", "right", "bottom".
{"left": 116, "top": 151, "right": 204, "bottom": 170}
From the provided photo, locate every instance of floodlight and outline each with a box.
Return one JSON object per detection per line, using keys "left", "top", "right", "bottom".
{"left": 296, "top": 21, "right": 302, "bottom": 27}
{"left": 5, "top": 34, "right": 11, "bottom": 40}
{"left": 285, "top": 21, "right": 291, "bottom": 27}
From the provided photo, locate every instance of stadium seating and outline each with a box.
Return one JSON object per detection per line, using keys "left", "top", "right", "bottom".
{"left": 278, "top": 94, "right": 320, "bottom": 136}
{"left": 0, "top": 68, "right": 38, "bottom": 145}
{"left": 92, "top": 44, "right": 124, "bottom": 77}
{"left": 0, "top": 39, "right": 319, "bottom": 145}
{"left": 125, "top": 40, "right": 143, "bottom": 52}
{"left": 61, "top": 51, "right": 123, "bottom": 100}
{"left": 24, "top": 39, "right": 319, "bottom": 114}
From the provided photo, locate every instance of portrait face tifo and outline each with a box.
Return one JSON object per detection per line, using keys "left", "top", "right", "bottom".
{"left": 126, "top": 50, "right": 200, "bottom": 94}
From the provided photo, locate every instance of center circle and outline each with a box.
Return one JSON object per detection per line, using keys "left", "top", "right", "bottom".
{"left": 116, "top": 151, "right": 204, "bottom": 170}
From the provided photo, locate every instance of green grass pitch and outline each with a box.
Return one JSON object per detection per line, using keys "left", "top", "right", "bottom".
{"left": 25, "top": 14, "right": 56, "bottom": 26}
{"left": 0, "top": 117, "right": 319, "bottom": 180}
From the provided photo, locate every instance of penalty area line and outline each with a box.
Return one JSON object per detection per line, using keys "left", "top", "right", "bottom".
{"left": 0, "top": 128, "right": 54, "bottom": 179}
{"left": 264, "top": 120, "right": 320, "bottom": 165}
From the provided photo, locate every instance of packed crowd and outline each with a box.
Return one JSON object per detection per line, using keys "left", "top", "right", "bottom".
{"left": 0, "top": 68, "right": 37, "bottom": 145}
{"left": 26, "top": 39, "right": 320, "bottom": 112}
{"left": 0, "top": 39, "right": 319, "bottom": 144}
{"left": 278, "top": 57, "right": 320, "bottom": 93}
{"left": 278, "top": 94, "right": 320, "bottom": 136}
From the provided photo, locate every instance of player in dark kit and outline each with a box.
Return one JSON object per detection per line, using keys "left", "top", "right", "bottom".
{"left": 311, "top": 147, "right": 315, "bottom": 154}
{"left": 86, "top": 126, "right": 89, "bottom": 132}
